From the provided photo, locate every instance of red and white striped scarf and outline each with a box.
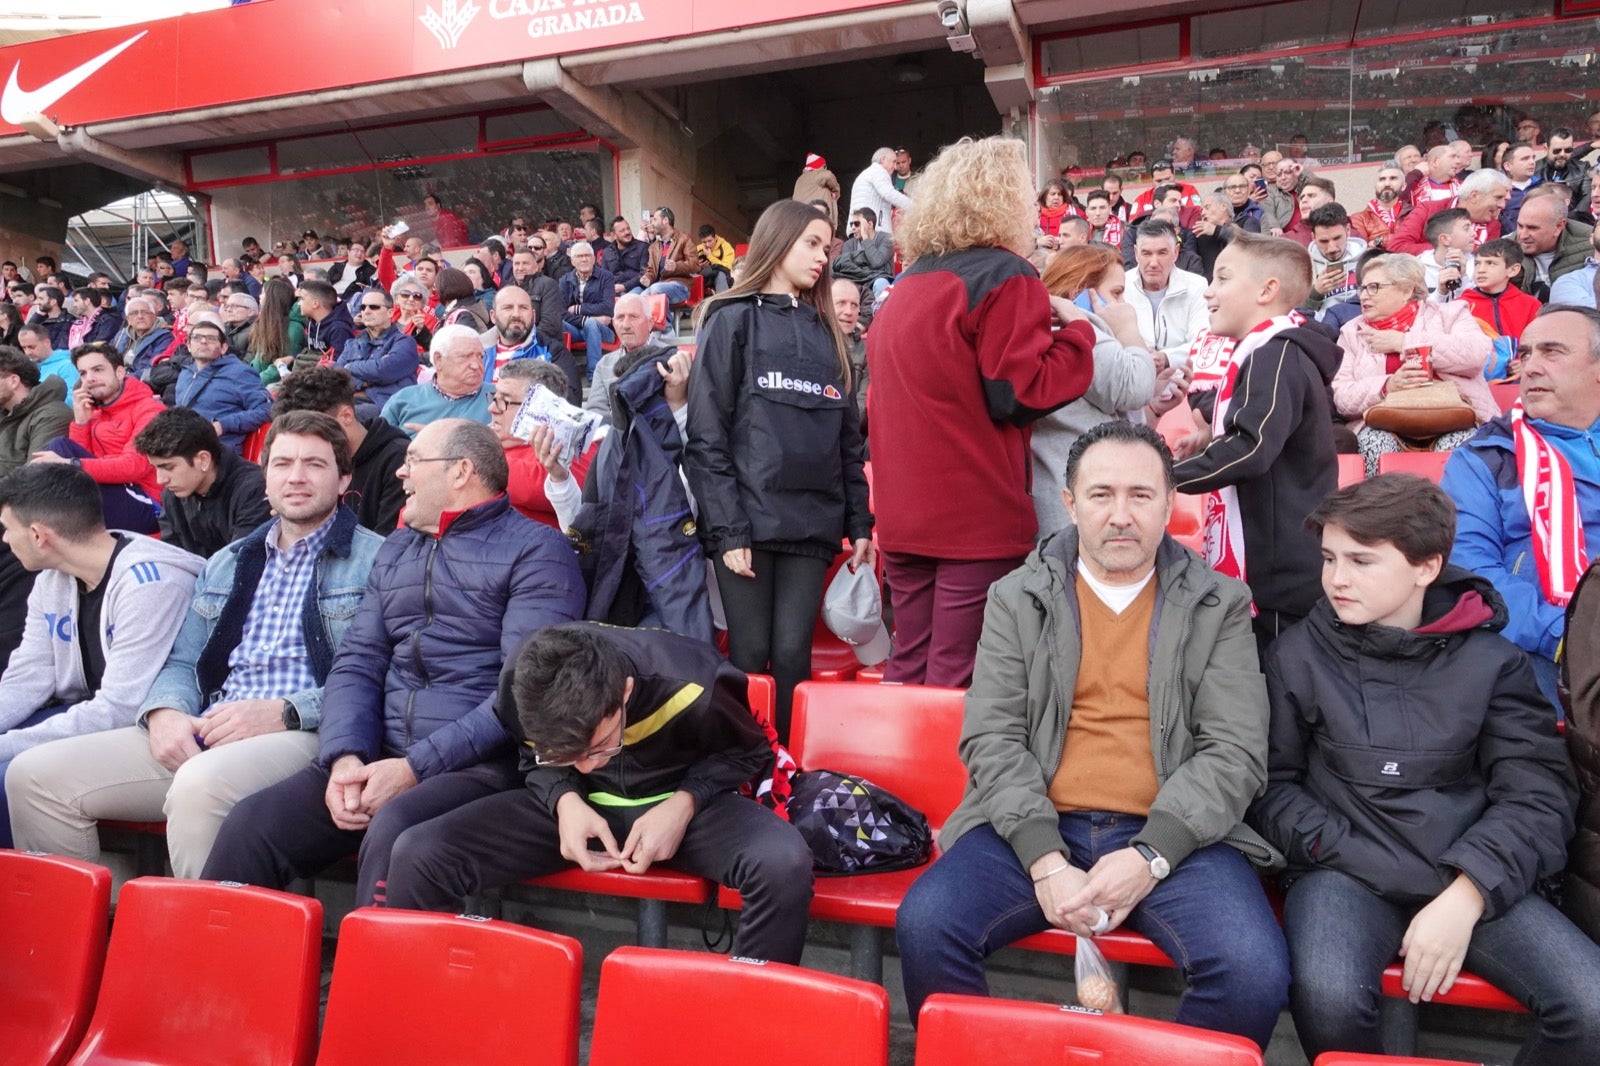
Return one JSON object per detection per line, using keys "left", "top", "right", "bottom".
{"left": 1366, "top": 198, "right": 1399, "bottom": 228}
{"left": 1512, "top": 401, "right": 1591, "bottom": 606}
{"left": 1095, "top": 216, "right": 1124, "bottom": 248}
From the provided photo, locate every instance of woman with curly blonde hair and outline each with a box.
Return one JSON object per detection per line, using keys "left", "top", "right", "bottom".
{"left": 865, "top": 136, "right": 1097, "bottom": 687}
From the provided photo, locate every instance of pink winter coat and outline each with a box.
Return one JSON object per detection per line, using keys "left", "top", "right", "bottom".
{"left": 1333, "top": 300, "right": 1496, "bottom": 432}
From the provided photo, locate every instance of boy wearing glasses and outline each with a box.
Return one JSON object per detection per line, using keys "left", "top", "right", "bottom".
{"left": 383, "top": 621, "right": 816, "bottom": 965}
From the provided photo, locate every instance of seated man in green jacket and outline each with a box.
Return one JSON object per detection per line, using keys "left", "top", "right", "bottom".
{"left": 895, "top": 419, "right": 1289, "bottom": 1050}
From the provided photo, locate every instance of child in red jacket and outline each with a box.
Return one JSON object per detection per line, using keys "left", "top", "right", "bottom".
{"left": 1461, "top": 239, "right": 1541, "bottom": 379}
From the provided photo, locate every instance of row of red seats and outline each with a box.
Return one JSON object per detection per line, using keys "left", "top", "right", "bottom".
{"left": 0, "top": 852, "right": 1474, "bottom": 1065}
{"left": 93, "top": 680, "right": 1527, "bottom": 1018}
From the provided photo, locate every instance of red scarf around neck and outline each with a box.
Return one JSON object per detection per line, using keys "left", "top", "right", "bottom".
{"left": 1365, "top": 300, "right": 1420, "bottom": 373}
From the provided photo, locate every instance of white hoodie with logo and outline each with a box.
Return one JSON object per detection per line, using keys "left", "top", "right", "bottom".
{"left": 0, "top": 533, "right": 203, "bottom": 761}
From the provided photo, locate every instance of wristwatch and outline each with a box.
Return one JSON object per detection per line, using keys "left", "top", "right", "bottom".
{"left": 1133, "top": 842, "right": 1171, "bottom": 880}
{"left": 282, "top": 699, "right": 301, "bottom": 731}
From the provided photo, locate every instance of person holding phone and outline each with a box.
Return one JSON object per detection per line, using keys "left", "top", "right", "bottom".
{"left": 1332, "top": 254, "right": 1496, "bottom": 476}
{"left": 684, "top": 199, "right": 873, "bottom": 742}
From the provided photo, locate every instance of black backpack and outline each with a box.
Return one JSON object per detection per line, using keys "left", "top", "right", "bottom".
{"left": 785, "top": 769, "right": 932, "bottom": 877}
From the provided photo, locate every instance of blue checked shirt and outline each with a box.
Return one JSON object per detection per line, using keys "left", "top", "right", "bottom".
{"left": 218, "top": 517, "right": 334, "bottom": 705}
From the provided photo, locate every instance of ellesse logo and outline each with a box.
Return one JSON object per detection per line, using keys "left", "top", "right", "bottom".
{"left": 757, "top": 371, "right": 842, "bottom": 400}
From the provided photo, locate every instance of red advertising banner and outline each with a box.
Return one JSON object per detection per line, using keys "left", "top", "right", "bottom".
{"left": 0, "top": 0, "right": 908, "bottom": 137}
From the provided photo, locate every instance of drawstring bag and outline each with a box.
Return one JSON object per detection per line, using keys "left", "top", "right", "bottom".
{"left": 786, "top": 769, "right": 931, "bottom": 876}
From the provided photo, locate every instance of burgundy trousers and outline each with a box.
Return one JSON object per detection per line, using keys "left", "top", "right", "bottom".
{"left": 881, "top": 552, "right": 1024, "bottom": 688}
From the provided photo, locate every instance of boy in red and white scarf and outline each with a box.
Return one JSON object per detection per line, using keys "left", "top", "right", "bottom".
{"left": 1440, "top": 306, "right": 1600, "bottom": 712}
{"left": 1169, "top": 234, "right": 1341, "bottom": 652}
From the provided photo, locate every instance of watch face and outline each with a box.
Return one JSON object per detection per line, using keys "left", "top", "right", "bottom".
{"left": 1151, "top": 856, "right": 1171, "bottom": 879}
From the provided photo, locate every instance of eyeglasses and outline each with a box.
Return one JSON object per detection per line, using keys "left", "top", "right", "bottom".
{"left": 401, "top": 454, "right": 465, "bottom": 468}
{"left": 530, "top": 713, "right": 626, "bottom": 766}
{"left": 190, "top": 334, "right": 224, "bottom": 344}
{"left": 487, "top": 391, "right": 523, "bottom": 411}
{"left": 1358, "top": 281, "right": 1402, "bottom": 296}
{"left": 360, "top": 303, "right": 387, "bottom": 311}
{"left": 396, "top": 291, "right": 424, "bottom": 301}
{"left": 1550, "top": 147, "right": 1574, "bottom": 155}
{"left": 529, "top": 243, "right": 546, "bottom": 253}
{"left": 225, "top": 303, "right": 253, "bottom": 310}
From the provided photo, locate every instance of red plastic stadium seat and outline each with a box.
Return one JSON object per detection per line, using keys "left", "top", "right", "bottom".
{"left": 719, "top": 683, "right": 966, "bottom": 938}
{"left": 1337, "top": 453, "right": 1365, "bottom": 487}
{"left": 1312, "top": 1049, "right": 1472, "bottom": 1056}
{"left": 916, "top": 993, "right": 1263, "bottom": 1065}
{"left": 1376, "top": 451, "right": 1450, "bottom": 483}
{"left": 1154, "top": 403, "right": 1197, "bottom": 452}
{"left": 1490, "top": 381, "right": 1520, "bottom": 414}
{"left": 1379, "top": 965, "right": 1525, "bottom": 1012}
{"left": 590, "top": 946, "right": 889, "bottom": 1066}
{"left": 0, "top": 851, "right": 112, "bottom": 1066}
{"left": 646, "top": 294, "right": 670, "bottom": 333}
{"left": 241, "top": 423, "right": 270, "bottom": 464}
{"left": 316, "top": 909, "right": 581, "bottom": 1066}
{"left": 681, "top": 273, "right": 706, "bottom": 308}
{"left": 66, "top": 878, "right": 321, "bottom": 1066}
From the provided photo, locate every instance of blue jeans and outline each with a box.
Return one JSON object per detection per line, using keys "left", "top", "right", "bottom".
{"left": 1284, "top": 867, "right": 1600, "bottom": 1065}
{"left": 44, "top": 438, "right": 160, "bottom": 533}
{"left": 563, "top": 319, "right": 616, "bottom": 376}
{"left": 643, "top": 280, "right": 690, "bottom": 305}
{"left": 896, "top": 812, "right": 1289, "bottom": 1049}
{"left": 0, "top": 702, "right": 70, "bottom": 847}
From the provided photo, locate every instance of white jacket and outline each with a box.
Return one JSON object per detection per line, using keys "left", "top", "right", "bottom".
{"left": 0, "top": 533, "right": 202, "bottom": 760}
{"left": 1123, "top": 267, "right": 1210, "bottom": 367}
{"left": 848, "top": 164, "right": 912, "bottom": 234}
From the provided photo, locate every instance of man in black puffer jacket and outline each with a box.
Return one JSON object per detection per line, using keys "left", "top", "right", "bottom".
{"left": 202, "top": 419, "right": 587, "bottom": 907}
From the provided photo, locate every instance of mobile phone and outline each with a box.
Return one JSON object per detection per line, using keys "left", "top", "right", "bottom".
{"left": 1252, "top": 178, "right": 1268, "bottom": 193}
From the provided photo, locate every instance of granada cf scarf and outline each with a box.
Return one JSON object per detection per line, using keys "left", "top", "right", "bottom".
{"left": 1512, "top": 401, "right": 1591, "bottom": 606}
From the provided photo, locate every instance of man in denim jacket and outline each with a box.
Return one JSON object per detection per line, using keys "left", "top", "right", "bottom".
{"left": 9, "top": 412, "right": 384, "bottom": 876}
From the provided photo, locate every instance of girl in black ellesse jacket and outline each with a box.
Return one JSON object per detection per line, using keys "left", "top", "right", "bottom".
{"left": 684, "top": 200, "right": 873, "bottom": 741}
{"left": 1249, "top": 476, "right": 1598, "bottom": 1066}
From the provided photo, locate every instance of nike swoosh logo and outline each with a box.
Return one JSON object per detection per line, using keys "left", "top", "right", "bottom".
{"left": 1, "top": 31, "right": 146, "bottom": 126}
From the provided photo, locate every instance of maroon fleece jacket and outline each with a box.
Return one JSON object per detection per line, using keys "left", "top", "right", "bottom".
{"left": 866, "top": 246, "right": 1095, "bottom": 559}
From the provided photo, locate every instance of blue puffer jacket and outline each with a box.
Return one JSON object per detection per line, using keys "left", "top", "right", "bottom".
{"left": 315, "top": 494, "right": 587, "bottom": 779}
{"left": 335, "top": 325, "right": 421, "bottom": 410}
{"left": 118, "top": 325, "right": 175, "bottom": 380}
{"left": 172, "top": 353, "right": 273, "bottom": 450}
{"left": 1442, "top": 412, "right": 1600, "bottom": 662}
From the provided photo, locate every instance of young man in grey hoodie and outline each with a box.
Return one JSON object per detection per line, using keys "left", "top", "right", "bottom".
{"left": 0, "top": 463, "right": 201, "bottom": 844}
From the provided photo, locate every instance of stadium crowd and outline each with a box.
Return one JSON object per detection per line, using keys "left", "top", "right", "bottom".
{"left": 2, "top": 121, "right": 1600, "bottom": 1064}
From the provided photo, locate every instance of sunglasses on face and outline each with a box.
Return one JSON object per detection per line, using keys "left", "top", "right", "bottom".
{"left": 360, "top": 303, "right": 387, "bottom": 311}
{"left": 397, "top": 292, "right": 425, "bottom": 301}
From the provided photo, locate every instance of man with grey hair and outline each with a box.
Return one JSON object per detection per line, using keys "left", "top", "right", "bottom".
{"left": 1347, "top": 162, "right": 1405, "bottom": 248}
{"left": 1515, "top": 187, "right": 1596, "bottom": 302}
{"left": 110, "top": 296, "right": 175, "bottom": 380}
{"left": 379, "top": 323, "right": 490, "bottom": 435}
{"left": 1389, "top": 167, "right": 1512, "bottom": 256}
{"left": 850, "top": 146, "right": 913, "bottom": 235}
{"left": 200, "top": 415, "right": 586, "bottom": 907}
{"left": 559, "top": 240, "right": 616, "bottom": 377}
{"left": 584, "top": 293, "right": 675, "bottom": 421}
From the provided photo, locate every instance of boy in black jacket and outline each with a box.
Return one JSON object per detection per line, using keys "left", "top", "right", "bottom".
{"left": 1172, "top": 233, "right": 1339, "bottom": 650}
{"left": 382, "top": 623, "right": 815, "bottom": 964}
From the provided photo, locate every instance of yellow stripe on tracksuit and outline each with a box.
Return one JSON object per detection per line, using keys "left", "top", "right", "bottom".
{"left": 621, "top": 682, "right": 703, "bottom": 746}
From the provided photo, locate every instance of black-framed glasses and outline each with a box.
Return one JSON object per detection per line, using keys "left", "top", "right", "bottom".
{"left": 360, "top": 303, "right": 387, "bottom": 311}
{"left": 1550, "top": 147, "right": 1575, "bottom": 155}
{"left": 487, "top": 391, "right": 522, "bottom": 411}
